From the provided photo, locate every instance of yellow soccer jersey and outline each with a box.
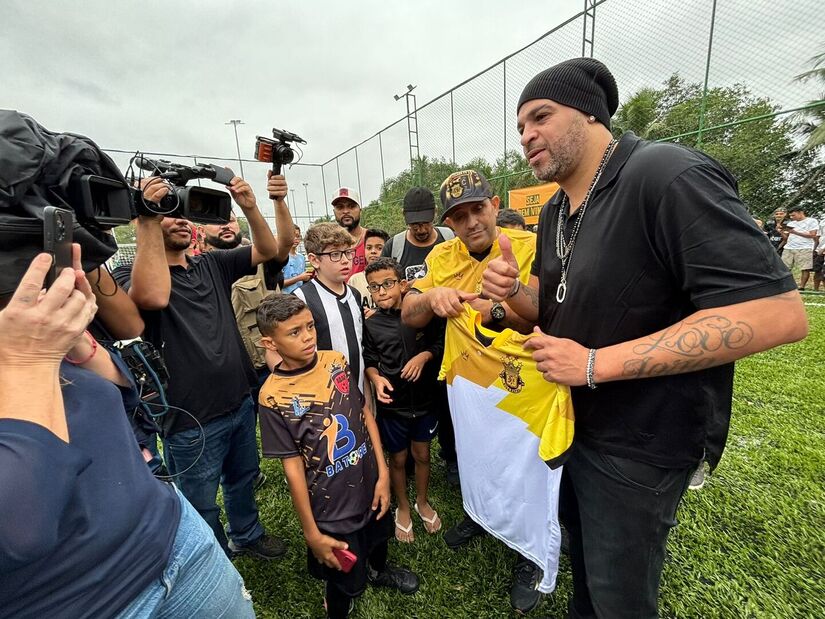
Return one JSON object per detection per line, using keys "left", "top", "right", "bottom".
{"left": 412, "top": 226, "right": 536, "bottom": 296}
{"left": 441, "top": 306, "right": 574, "bottom": 468}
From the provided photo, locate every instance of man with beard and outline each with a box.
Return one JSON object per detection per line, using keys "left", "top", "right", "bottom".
{"left": 482, "top": 58, "right": 807, "bottom": 618}
{"left": 201, "top": 212, "right": 293, "bottom": 383}
{"left": 116, "top": 173, "right": 293, "bottom": 560}
{"left": 331, "top": 187, "right": 367, "bottom": 280}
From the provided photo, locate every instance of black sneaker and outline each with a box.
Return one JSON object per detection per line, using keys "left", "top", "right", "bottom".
{"left": 445, "top": 461, "right": 460, "bottom": 486}
{"left": 254, "top": 471, "right": 267, "bottom": 493}
{"left": 368, "top": 564, "right": 420, "bottom": 594}
{"left": 443, "top": 515, "right": 485, "bottom": 549}
{"left": 228, "top": 533, "right": 287, "bottom": 560}
{"left": 510, "top": 555, "right": 543, "bottom": 613}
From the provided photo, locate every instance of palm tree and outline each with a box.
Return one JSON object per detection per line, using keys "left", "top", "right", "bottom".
{"left": 795, "top": 51, "right": 825, "bottom": 151}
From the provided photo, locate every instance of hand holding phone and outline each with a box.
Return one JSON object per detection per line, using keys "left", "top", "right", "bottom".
{"left": 332, "top": 547, "right": 358, "bottom": 574}
{"left": 43, "top": 207, "right": 74, "bottom": 288}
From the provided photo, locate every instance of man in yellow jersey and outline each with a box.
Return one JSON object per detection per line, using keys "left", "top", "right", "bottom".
{"left": 401, "top": 169, "right": 543, "bottom": 613}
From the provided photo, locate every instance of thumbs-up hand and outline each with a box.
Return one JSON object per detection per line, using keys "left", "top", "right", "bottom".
{"left": 482, "top": 233, "right": 521, "bottom": 301}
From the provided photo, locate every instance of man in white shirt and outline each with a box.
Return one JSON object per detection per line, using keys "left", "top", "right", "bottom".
{"left": 780, "top": 206, "right": 819, "bottom": 290}
{"left": 813, "top": 217, "right": 825, "bottom": 291}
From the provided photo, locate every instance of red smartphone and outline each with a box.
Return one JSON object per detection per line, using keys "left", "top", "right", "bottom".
{"left": 332, "top": 548, "right": 358, "bottom": 573}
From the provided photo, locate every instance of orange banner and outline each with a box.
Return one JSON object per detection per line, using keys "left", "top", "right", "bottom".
{"left": 507, "top": 183, "right": 559, "bottom": 225}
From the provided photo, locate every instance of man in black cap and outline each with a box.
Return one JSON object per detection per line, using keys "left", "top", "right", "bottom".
{"left": 382, "top": 187, "right": 455, "bottom": 282}
{"left": 381, "top": 187, "right": 459, "bottom": 483}
{"left": 482, "top": 57, "right": 807, "bottom": 618}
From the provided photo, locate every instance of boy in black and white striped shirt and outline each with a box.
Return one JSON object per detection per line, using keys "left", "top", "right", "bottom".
{"left": 293, "top": 223, "right": 365, "bottom": 392}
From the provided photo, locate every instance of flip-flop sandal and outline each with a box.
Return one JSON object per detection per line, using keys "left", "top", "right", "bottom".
{"left": 394, "top": 508, "right": 415, "bottom": 543}
{"left": 414, "top": 502, "right": 442, "bottom": 534}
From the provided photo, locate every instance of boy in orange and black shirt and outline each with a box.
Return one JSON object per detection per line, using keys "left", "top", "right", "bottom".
{"left": 256, "top": 294, "right": 418, "bottom": 618}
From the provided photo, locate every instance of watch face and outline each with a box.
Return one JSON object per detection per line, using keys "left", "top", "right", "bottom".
{"left": 491, "top": 303, "right": 506, "bottom": 321}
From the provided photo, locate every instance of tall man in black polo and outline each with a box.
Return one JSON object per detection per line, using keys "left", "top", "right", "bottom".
{"left": 381, "top": 187, "right": 459, "bottom": 482}
{"left": 119, "top": 172, "right": 294, "bottom": 559}
{"left": 482, "top": 58, "right": 808, "bottom": 618}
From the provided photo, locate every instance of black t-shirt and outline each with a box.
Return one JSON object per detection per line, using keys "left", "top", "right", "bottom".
{"left": 115, "top": 246, "right": 258, "bottom": 435}
{"left": 531, "top": 132, "right": 796, "bottom": 468}
{"left": 381, "top": 229, "right": 448, "bottom": 283}
{"left": 258, "top": 351, "right": 377, "bottom": 535}
{"left": 0, "top": 358, "right": 180, "bottom": 618}
{"left": 764, "top": 219, "right": 786, "bottom": 251}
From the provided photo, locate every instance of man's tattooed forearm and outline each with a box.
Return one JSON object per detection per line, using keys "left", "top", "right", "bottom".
{"left": 622, "top": 356, "right": 715, "bottom": 379}
{"left": 621, "top": 315, "right": 754, "bottom": 379}
{"left": 631, "top": 316, "right": 754, "bottom": 358}
{"left": 522, "top": 285, "right": 539, "bottom": 309}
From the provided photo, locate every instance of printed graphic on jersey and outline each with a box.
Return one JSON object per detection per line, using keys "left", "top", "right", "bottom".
{"left": 291, "top": 396, "right": 309, "bottom": 417}
{"left": 406, "top": 263, "right": 427, "bottom": 281}
{"left": 321, "top": 413, "right": 367, "bottom": 478}
{"left": 329, "top": 362, "right": 350, "bottom": 395}
{"left": 499, "top": 355, "right": 525, "bottom": 393}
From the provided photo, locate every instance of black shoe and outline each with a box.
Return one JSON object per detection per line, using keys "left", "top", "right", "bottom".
{"left": 368, "top": 564, "right": 420, "bottom": 594}
{"left": 445, "top": 461, "right": 460, "bottom": 486}
{"left": 253, "top": 471, "right": 267, "bottom": 493}
{"left": 443, "top": 515, "right": 485, "bottom": 549}
{"left": 228, "top": 533, "right": 287, "bottom": 560}
{"left": 510, "top": 556, "right": 543, "bottom": 613}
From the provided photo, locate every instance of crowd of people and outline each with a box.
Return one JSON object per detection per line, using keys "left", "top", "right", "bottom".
{"left": 0, "top": 58, "right": 811, "bottom": 619}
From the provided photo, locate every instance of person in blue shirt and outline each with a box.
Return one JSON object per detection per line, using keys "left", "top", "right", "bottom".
{"left": 0, "top": 247, "right": 254, "bottom": 619}
{"left": 282, "top": 224, "right": 311, "bottom": 293}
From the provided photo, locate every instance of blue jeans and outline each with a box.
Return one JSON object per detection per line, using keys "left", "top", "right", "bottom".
{"left": 164, "top": 395, "right": 264, "bottom": 554}
{"left": 116, "top": 490, "right": 255, "bottom": 618}
{"left": 560, "top": 441, "right": 693, "bottom": 619}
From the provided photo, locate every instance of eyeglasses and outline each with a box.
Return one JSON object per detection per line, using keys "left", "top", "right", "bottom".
{"left": 366, "top": 279, "right": 399, "bottom": 293}
{"left": 316, "top": 249, "right": 356, "bottom": 262}
{"left": 408, "top": 222, "right": 431, "bottom": 230}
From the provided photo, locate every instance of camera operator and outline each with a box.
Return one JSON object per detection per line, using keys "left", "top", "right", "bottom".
{"left": 0, "top": 248, "right": 254, "bottom": 618}
{"left": 115, "top": 172, "right": 291, "bottom": 559}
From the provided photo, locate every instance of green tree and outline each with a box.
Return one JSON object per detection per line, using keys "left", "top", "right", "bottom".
{"left": 614, "top": 75, "right": 818, "bottom": 220}
{"left": 794, "top": 50, "right": 825, "bottom": 152}
{"left": 113, "top": 224, "right": 136, "bottom": 245}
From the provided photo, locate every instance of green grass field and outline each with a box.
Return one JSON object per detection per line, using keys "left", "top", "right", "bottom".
{"left": 238, "top": 299, "right": 825, "bottom": 619}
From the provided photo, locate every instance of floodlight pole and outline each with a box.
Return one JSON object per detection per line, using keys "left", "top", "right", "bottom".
{"left": 225, "top": 119, "right": 245, "bottom": 178}
{"left": 394, "top": 85, "right": 420, "bottom": 182}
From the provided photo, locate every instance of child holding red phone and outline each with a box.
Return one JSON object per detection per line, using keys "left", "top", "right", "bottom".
{"left": 257, "top": 295, "right": 419, "bottom": 619}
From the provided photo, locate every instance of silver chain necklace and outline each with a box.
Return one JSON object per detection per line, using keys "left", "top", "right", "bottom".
{"left": 554, "top": 139, "right": 618, "bottom": 303}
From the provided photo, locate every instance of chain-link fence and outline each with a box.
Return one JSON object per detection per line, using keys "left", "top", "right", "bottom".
{"left": 319, "top": 0, "right": 825, "bottom": 233}
{"left": 106, "top": 0, "right": 824, "bottom": 240}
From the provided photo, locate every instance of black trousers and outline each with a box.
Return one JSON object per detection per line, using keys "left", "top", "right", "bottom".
{"left": 560, "top": 441, "right": 693, "bottom": 619}
{"left": 434, "top": 379, "right": 456, "bottom": 463}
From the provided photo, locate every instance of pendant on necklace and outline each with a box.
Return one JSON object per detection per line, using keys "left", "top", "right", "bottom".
{"left": 555, "top": 281, "right": 567, "bottom": 303}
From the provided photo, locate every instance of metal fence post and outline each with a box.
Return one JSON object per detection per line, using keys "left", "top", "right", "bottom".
{"left": 697, "top": 0, "right": 718, "bottom": 148}
{"left": 321, "top": 165, "right": 329, "bottom": 217}
{"left": 503, "top": 60, "right": 508, "bottom": 164}
{"left": 355, "top": 147, "right": 363, "bottom": 203}
{"left": 450, "top": 91, "right": 456, "bottom": 165}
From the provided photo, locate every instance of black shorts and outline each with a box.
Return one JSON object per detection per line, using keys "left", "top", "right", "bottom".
{"left": 378, "top": 411, "right": 439, "bottom": 453}
{"left": 813, "top": 251, "right": 824, "bottom": 273}
{"left": 307, "top": 510, "right": 393, "bottom": 597}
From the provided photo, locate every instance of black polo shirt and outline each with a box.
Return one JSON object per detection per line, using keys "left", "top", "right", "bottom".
{"left": 115, "top": 246, "right": 258, "bottom": 435}
{"left": 531, "top": 132, "right": 795, "bottom": 468}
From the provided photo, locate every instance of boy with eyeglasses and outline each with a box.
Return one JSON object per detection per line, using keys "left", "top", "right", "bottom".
{"left": 362, "top": 258, "right": 444, "bottom": 543}
{"left": 293, "top": 223, "right": 366, "bottom": 392}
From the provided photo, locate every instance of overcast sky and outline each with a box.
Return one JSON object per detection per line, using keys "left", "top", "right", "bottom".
{"left": 2, "top": 0, "right": 821, "bottom": 224}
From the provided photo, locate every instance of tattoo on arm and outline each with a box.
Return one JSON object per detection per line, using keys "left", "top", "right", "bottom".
{"left": 622, "top": 315, "right": 754, "bottom": 379}
{"left": 522, "top": 285, "right": 539, "bottom": 309}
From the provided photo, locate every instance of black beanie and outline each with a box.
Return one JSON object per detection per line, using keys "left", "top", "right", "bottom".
{"left": 517, "top": 58, "right": 619, "bottom": 129}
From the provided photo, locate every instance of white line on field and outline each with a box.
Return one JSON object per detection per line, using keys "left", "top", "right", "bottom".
{"left": 804, "top": 303, "right": 825, "bottom": 307}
